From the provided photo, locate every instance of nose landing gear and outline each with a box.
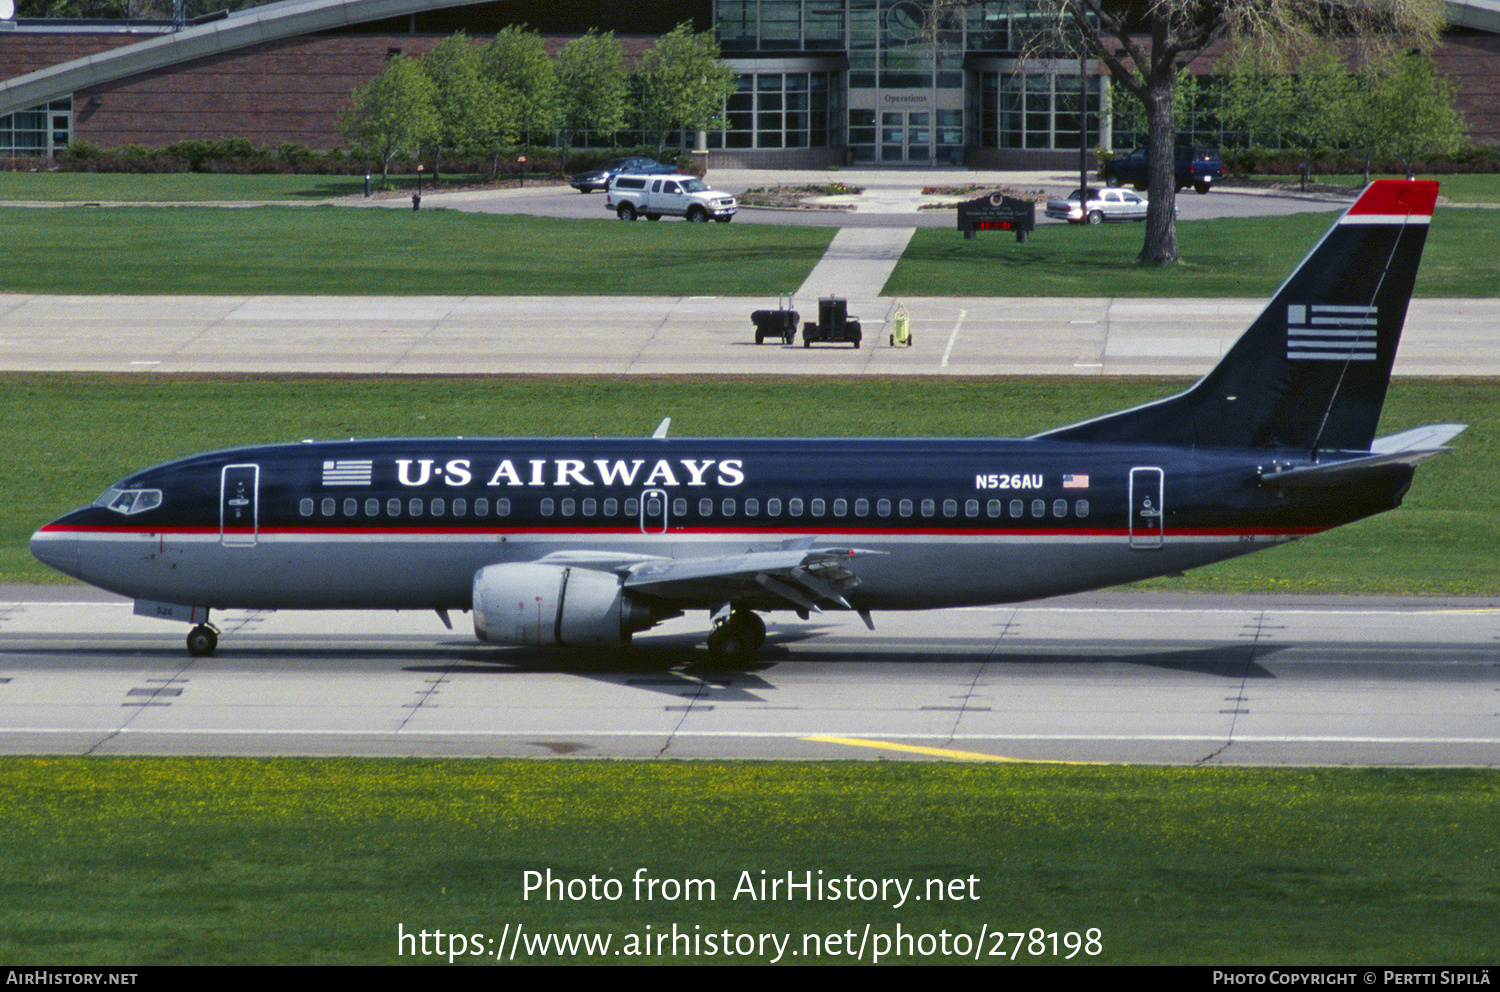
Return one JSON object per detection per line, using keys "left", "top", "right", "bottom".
{"left": 186, "top": 623, "right": 219, "bottom": 656}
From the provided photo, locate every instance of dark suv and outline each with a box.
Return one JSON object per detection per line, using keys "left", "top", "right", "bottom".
{"left": 1101, "top": 146, "right": 1223, "bottom": 194}
{"left": 568, "top": 156, "right": 679, "bottom": 193}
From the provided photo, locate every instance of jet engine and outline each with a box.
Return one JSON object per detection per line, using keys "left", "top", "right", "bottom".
{"left": 472, "top": 563, "right": 659, "bottom": 648}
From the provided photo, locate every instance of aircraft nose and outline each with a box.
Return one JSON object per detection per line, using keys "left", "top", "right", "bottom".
{"left": 29, "top": 527, "right": 81, "bottom": 579}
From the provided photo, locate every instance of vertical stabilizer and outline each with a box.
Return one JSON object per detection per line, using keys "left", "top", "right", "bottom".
{"left": 1038, "top": 180, "right": 1438, "bottom": 452}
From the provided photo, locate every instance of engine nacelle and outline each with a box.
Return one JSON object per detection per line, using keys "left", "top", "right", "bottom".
{"left": 472, "top": 563, "right": 655, "bottom": 648}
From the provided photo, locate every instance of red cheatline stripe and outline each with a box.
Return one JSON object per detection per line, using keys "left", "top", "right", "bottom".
{"left": 35, "top": 523, "right": 1331, "bottom": 539}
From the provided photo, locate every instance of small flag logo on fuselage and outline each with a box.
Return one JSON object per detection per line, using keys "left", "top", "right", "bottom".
{"left": 1063, "top": 474, "right": 1089, "bottom": 489}
{"left": 322, "top": 460, "right": 373, "bottom": 486}
{"left": 1287, "top": 304, "right": 1379, "bottom": 361}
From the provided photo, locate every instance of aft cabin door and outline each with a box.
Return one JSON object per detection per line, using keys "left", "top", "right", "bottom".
{"left": 220, "top": 464, "right": 260, "bottom": 547}
{"left": 1129, "top": 467, "right": 1164, "bottom": 550}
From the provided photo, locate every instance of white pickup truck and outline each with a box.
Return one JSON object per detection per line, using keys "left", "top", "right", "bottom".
{"left": 605, "top": 174, "right": 738, "bottom": 223}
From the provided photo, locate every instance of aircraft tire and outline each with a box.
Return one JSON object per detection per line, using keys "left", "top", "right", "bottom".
{"left": 186, "top": 624, "right": 218, "bottom": 656}
{"left": 706, "top": 611, "right": 763, "bottom": 664}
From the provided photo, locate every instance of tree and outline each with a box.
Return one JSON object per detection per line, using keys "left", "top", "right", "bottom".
{"left": 422, "top": 32, "right": 500, "bottom": 181}
{"left": 1218, "top": 41, "right": 1360, "bottom": 188}
{"left": 635, "top": 22, "right": 736, "bottom": 157}
{"left": 556, "top": 30, "right": 631, "bottom": 166}
{"left": 1355, "top": 50, "right": 1466, "bottom": 176}
{"left": 482, "top": 26, "right": 560, "bottom": 172}
{"left": 1003, "top": 0, "right": 1445, "bottom": 266}
{"left": 338, "top": 55, "right": 439, "bottom": 183}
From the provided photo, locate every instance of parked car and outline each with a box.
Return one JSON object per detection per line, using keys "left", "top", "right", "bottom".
{"left": 1101, "top": 146, "right": 1224, "bottom": 194}
{"left": 1044, "top": 187, "right": 1150, "bottom": 224}
{"left": 568, "top": 156, "right": 678, "bottom": 193}
{"left": 605, "top": 174, "right": 738, "bottom": 223}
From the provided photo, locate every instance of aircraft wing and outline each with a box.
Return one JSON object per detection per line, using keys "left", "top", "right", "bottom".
{"left": 623, "top": 546, "right": 883, "bottom": 613}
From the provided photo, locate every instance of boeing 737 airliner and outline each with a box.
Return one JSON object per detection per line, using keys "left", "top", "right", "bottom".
{"left": 31, "top": 180, "right": 1462, "bottom": 661}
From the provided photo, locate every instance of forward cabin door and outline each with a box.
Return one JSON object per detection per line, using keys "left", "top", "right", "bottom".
{"left": 220, "top": 464, "right": 260, "bottom": 547}
{"left": 1129, "top": 467, "right": 1164, "bottom": 550}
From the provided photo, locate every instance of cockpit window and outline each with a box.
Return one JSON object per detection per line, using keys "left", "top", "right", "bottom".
{"left": 95, "top": 487, "right": 163, "bottom": 516}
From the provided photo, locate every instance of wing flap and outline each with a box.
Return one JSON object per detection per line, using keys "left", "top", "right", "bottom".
{"left": 624, "top": 547, "right": 882, "bottom": 609}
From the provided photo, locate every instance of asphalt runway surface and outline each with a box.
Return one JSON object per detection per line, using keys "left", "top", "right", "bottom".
{"left": 2, "top": 586, "right": 1495, "bottom": 766}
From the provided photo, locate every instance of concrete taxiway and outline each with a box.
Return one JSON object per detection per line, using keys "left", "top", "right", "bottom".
{"left": 1, "top": 587, "right": 1495, "bottom": 765}
{"left": 2, "top": 293, "right": 1495, "bottom": 377}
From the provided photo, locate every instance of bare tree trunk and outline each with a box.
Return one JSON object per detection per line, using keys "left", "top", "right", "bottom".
{"left": 1139, "top": 73, "right": 1180, "bottom": 267}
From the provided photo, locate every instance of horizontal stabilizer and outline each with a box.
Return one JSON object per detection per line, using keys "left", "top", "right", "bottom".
{"left": 1259, "top": 448, "right": 1455, "bottom": 488}
{"left": 1370, "top": 423, "right": 1467, "bottom": 454}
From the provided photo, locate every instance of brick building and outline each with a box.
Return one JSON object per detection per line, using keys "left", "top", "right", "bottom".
{"left": 1, "top": 0, "right": 1495, "bottom": 168}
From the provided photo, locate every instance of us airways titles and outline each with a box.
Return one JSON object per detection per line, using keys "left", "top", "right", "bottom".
{"left": 382, "top": 457, "right": 748, "bottom": 490}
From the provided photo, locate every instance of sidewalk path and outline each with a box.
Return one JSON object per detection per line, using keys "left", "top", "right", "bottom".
{"left": 795, "top": 226, "right": 917, "bottom": 302}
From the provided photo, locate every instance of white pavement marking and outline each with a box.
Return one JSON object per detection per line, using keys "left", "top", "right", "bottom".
{"left": 940, "top": 309, "right": 967, "bottom": 368}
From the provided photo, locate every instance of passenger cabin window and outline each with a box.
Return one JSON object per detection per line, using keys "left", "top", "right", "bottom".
{"left": 300, "top": 498, "right": 314, "bottom": 517}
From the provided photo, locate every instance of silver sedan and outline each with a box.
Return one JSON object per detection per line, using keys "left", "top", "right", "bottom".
{"left": 1044, "top": 187, "right": 1149, "bottom": 224}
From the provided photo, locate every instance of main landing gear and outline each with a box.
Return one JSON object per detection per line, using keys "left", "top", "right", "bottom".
{"left": 186, "top": 623, "right": 219, "bottom": 656}
{"left": 704, "top": 610, "right": 765, "bottom": 664}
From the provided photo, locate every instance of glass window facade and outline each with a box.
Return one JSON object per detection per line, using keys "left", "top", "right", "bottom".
{"left": 714, "top": 1, "right": 1102, "bottom": 163}
{"left": 710, "top": 70, "right": 840, "bottom": 150}
{"left": 0, "top": 99, "right": 71, "bottom": 158}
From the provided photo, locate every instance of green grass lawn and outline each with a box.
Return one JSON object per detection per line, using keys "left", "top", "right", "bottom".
{"left": 1244, "top": 173, "right": 1500, "bottom": 204}
{"left": 0, "top": 758, "right": 1493, "bottom": 965}
{"left": 6, "top": 375, "right": 1494, "bottom": 593}
{"left": 886, "top": 206, "right": 1499, "bottom": 298}
{"left": 0, "top": 206, "right": 833, "bottom": 296}
{"left": 0, "top": 170, "right": 504, "bottom": 202}
{"left": 0, "top": 201, "right": 1491, "bottom": 298}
